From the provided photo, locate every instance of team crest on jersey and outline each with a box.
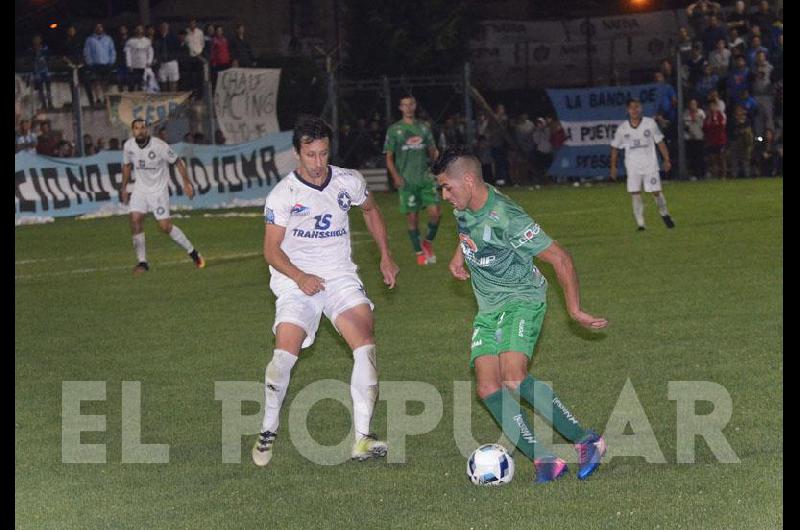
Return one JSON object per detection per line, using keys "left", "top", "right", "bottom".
{"left": 337, "top": 191, "right": 352, "bottom": 211}
{"left": 488, "top": 210, "right": 499, "bottom": 222}
{"left": 459, "top": 233, "right": 478, "bottom": 253}
{"left": 644, "top": 130, "right": 651, "bottom": 137}
{"left": 290, "top": 203, "right": 311, "bottom": 216}
{"left": 148, "top": 151, "right": 156, "bottom": 159}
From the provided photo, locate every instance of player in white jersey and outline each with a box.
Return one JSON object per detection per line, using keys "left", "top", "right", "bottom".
{"left": 252, "top": 116, "right": 400, "bottom": 467}
{"left": 609, "top": 98, "right": 675, "bottom": 231}
{"left": 120, "top": 119, "right": 205, "bottom": 275}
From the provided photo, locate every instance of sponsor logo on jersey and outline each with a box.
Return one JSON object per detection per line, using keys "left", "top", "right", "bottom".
{"left": 291, "top": 228, "right": 348, "bottom": 239}
{"left": 401, "top": 135, "right": 427, "bottom": 151}
{"left": 290, "top": 203, "right": 311, "bottom": 216}
{"left": 459, "top": 233, "right": 478, "bottom": 253}
{"left": 337, "top": 190, "right": 352, "bottom": 211}
{"left": 265, "top": 207, "right": 275, "bottom": 224}
{"left": 510, "top": 223, "right": 541, "bottom": 249}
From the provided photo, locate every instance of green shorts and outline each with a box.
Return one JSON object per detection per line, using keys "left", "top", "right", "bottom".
{"left": 398, "top": 180, "right": 440, "bottom": 214}
{"left": 470, "top": 300, "right": 547, "bottom": 367}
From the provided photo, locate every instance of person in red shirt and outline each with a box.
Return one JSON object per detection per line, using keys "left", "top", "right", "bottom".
{"left": 703, "top": 100, "right": 728, "bottom": 179}
{"left": 210, "top": 25, "right": 231, "bottom": 89}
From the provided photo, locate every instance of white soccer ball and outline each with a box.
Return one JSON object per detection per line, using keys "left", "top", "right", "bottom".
{"left": 466, "top": 443, "right": 515, "bottom": 486}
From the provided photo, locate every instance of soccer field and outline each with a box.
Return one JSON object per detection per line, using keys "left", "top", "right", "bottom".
{"left": 15, "top": 178, "right": 782, "bottom": 529}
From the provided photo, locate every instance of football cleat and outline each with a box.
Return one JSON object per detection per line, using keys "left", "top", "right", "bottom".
{"left": 416, "top": 253, "right": 428, "bottom": 266}
{"left": 351, "top": 433, "right": 388, "bottom": 461}
{"left": 574, "top": 430, "right": 607, "bottom": 480}
{"left": 190, "top": 249, "right": 206, "bottom": 268}
{"left": 132, "top": 261, "right": 149, "bottom": 276}
{"left": 661, "top": 215, "right": 675, "bottom": 229}
{"left": 421, "top": 240, "right": 437, "bottom": 264}
{"left": 252, "top": 430, "right": 277, "bottom": 467}
{"left": 533, "top": 456, "right": 569, "bottom": 484}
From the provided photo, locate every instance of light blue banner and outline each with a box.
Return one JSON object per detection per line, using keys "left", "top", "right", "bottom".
{"left": 546, "top": 83, "right": 666, "bottom": 177}
{"left": 15, "top": 131, "right": 295, "bottom": 218}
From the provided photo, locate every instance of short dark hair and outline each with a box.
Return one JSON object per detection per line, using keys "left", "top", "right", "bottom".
{"left": 398, "top": 93, "right": 415, "bottom": 103}
{"left": 431, "top": 145, "right": 480, "bottom": 176}
{"left": 131, "top": 118, "right": 146, "bottom": 128}
{"left": 626, "top": 98, "right": 641, "bottom": 107}
{"left": 292, "top": 115, "right": 333, "bottom": 152}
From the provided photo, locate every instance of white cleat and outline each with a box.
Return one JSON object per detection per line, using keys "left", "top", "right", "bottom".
{"left": 252, "top": 430, "right": 277, "bottom": 467}
{"left": 351, "top": 433, "right": 388, "bottom": 461}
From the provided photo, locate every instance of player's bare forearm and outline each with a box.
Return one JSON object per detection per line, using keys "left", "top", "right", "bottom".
{"left": 361, "top": 196, "right": 400, "bottom": 288}
{"left": 449, "top": 244, "right": 469, "bottom": 280}
{"left": 175, "top": 159, "right": 195, "bottom": 198}
{"left": 263, "top": 225, "right": 306, "bottom": 284}
{"left": 385, "top": 153, "right": 403, "bottom": 186}
{"left": 609, "top": 148, "right": 618, "bottom": 180}
{"left": 362, "top": 203, "right": 392, "bottom": 259}
{"left": 120, "top": 164, "right": 132, "bottom": 202}
{"left": 657, "top": 142, "right": 672, "bottom": 172}
{"left": 536, "top": 241, "right": 608, "bottom": 329}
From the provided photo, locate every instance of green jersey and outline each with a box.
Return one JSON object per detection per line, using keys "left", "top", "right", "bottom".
{"left": 383, "top": 120, "right": 436, "bottom": 186}
{"left": 454, "top": 186, "right": 553, "bottom": 312}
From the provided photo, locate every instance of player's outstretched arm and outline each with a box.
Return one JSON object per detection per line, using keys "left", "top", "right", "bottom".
{"left": 263, "top": 224, "right": 325, "bottom": 296}
{"left": 449, "top": 244, "right": 469, "bottom": 280}
{"left": 360, "top": 194, "right": 399, "bottom": 289}
{"left": 536, "top": 241, "right": 608, "bottom": 330}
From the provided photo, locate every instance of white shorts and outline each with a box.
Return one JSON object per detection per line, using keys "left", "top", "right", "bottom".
{"left": 129, "top": 189, "right": 170, "bottom": 220}
{"left": 272, "top": 273, "right": 374, "bottom": 349}
{"left": 627, "top": 172, "right": 662, "bottom": 193}
{"left": 157, "top": 61, "right": 180, "bottom": 83}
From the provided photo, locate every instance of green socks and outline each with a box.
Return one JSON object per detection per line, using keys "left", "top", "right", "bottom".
{"left": 482, "top": 388, "right": 549, "bottom": 461}
{"left": 408, "top": 229, "right": 422, "bottom": 253}
{"left": 518, "top": 375, "right": 588, "bottom": 443}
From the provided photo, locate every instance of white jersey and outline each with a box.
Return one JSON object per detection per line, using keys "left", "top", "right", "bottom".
{"left": 123, "top": 136, "right": 178, "bottom": 194}
{"left": 610, "top": 117, "right": 664, "bottom": 175}
{"left": 124, "top": 37, "right": 153, "bottom": 69}
{"left": 263, "top": 165, "right": 369, "bottom": 294}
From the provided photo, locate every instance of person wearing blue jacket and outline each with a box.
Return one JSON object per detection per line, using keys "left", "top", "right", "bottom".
{"left": 83, "top": 23, "right": 116, "bottom": 107}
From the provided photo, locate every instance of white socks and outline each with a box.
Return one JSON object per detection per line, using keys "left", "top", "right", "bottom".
{"left": 351, "top": 344, "right": 379, "bottom": 438}
{"left": 133, "top": 233, "right": 146, "bottom": 263}
{"left": 654, "top": 194, "right": 669, "bottom": 216}
{"left": 168, "top": 225, "right": 194, "bottom": 253}
{"left": 631, "top": 194, "right": 645, "bottom": 227}
{"left": 260, "top": 349, "right": 298, "bottom": 433}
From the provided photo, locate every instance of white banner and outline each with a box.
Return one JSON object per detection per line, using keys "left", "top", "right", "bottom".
{"left": 560, "top": 121, "right": 622, "bottom": 147}
{"left": 214, "top": 68, "right": 281, "bottom": 145}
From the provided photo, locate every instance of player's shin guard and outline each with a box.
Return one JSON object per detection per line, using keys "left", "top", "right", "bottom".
{"left": 132, "top": 232, "right": 146, "bottom": 263}
{"left": 482, "top": 388, "right": 547, "bottom": 461}
{"left": 654, "top": 194, "right": 669, "bottom": 216}
{"left": 168, "top": 225, "right": 194, "bottom": 253}
{"left": 632, "top": 194, "right": 645, "bottom": 227}
{"left": 351, "top": 344, "right": 378, "bottom": 438}
{"left": 260, "top": 349, "right": 298, "bottom": 433}
{"left": 425, "top": 222, "right": 439, "bottom": 242}
{"left": 517, "top": 375, "right": 588, "bottom": 443}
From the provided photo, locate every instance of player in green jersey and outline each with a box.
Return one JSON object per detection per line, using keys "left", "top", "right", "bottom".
{"left": 384, "top": 94, "right": 441, "bottom": 266}
{"left": 432, "top": 145, "right": 609, "bottom": 484}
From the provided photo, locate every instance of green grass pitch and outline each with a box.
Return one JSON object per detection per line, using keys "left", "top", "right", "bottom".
{"left": 16, "top": 178, "right": 782, "bottom": 528}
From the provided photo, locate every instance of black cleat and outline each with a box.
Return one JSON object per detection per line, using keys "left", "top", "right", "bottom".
{"left": 637, "top": 226, "right": 646, "bottom": 232}
{"left": 132, "top": 261, "right": 149, "bottom": 276}
{"left": 661, "top": 215, "right": 675, "bottom": 229}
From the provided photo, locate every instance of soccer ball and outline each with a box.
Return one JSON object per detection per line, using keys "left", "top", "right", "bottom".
{"left": 466, "top": 444, "right": 515, "bottom": 486}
